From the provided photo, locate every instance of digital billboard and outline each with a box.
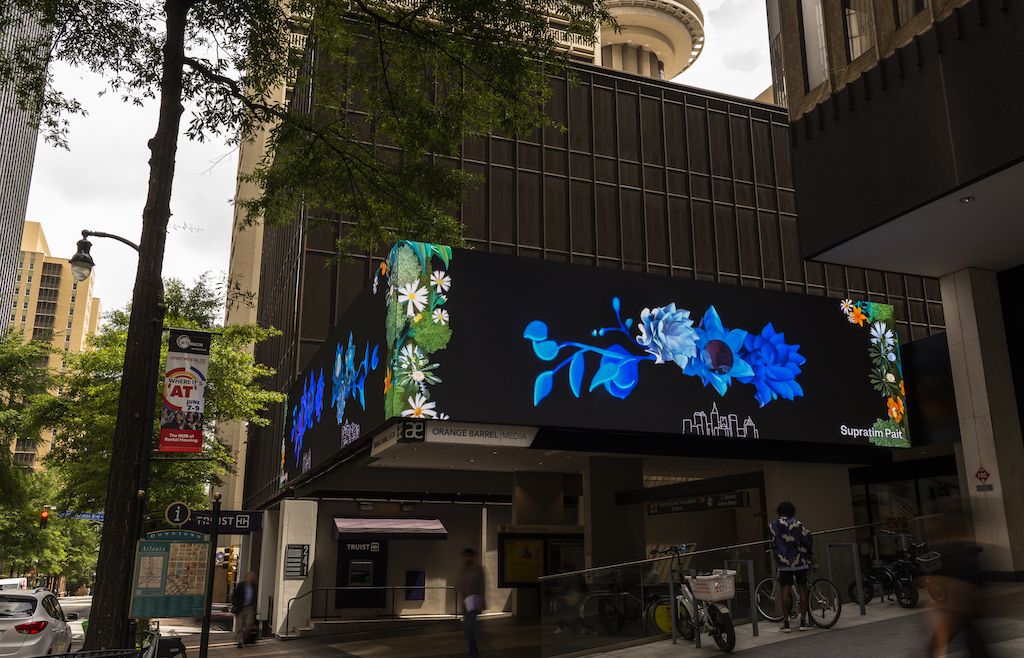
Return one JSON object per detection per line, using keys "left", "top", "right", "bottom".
{"left": 282, "top": 241, "right": 911, "bottom": 486}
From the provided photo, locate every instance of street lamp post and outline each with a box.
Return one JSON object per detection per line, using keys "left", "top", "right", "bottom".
{"left": 70, "top": 230, "right": 165, "bottom": 648}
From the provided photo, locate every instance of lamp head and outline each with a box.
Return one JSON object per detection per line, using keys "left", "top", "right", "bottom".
{"left": 69, "top": 233, "right": 94, "bottom": 282}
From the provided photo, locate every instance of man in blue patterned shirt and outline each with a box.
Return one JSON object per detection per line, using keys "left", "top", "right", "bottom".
{"left": 769, "top": 501, "right": 813, "bottom": 632}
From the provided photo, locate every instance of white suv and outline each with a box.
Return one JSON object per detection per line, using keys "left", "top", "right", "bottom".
{"left": 0, "top": 589, "right": 72, "bottom": 658}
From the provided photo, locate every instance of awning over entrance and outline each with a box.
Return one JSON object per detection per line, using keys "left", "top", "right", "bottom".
{"left": 332, "top": 517, "right": 448, "bottom": 541}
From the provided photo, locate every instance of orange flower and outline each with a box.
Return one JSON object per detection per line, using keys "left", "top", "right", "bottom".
{"left": 379, "top": 262, "right": 387, "bottom": 275}
{"left": 850, "top": 306, "right": 867, "bottom": 326}
{"left": 384, "top": 368, "right": 392, "bottom": 394}
{"left": 887, "top": 396, "right": 904, "bottom": 423}
{"left": 900, "top": 381, "right": 905, "bottom": 396}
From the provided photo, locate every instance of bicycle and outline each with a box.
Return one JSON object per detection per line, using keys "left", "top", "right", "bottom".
{"left": 675, "top": 569, "right": 738, "bottom": 652}
{"left": 848, "top": 530, "right": 944, "bottom": 608}
{"left": 754, "top": 563, "right": 841, "bottom": 629}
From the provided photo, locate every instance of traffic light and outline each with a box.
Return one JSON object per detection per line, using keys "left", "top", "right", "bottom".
{"left": 39, "top": 510, "right": 48, "bottom": 529}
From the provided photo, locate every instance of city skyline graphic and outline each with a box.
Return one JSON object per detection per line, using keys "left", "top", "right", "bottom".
{"left": 681, "top": 403, "right": 759, "bottom": 439}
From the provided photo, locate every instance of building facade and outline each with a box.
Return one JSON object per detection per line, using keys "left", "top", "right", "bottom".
{"left": 11, "top": 222, "right": 101, "bottom": 470}
{"left": 769, "top": 0, "right": 1024, "bottom": 578}
{"left": 0, "top": 8, "right": 45, "bottom": 330}
{"left": 231, "top": 51, "right": 963, "bottom": 636}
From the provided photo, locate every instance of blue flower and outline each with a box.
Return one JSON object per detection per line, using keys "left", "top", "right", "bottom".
{"left": 635, "top": 303, "right": 699, "bottom": 370}
{"left": 681, "top": 306, "right": 753, "bottom": 396}
{"left": 333, "top": 334, "right": 358, "bottom": 423}
{"left": 738, "top": 323, "right": 806, "bottom": 407}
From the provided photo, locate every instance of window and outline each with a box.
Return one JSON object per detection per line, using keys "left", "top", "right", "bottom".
{"left": 844, "top": 0, "right": 875, "bottom": 61}
{"left": 894, "top": 0, "right": 928, "bottom": 27}
{"left": 799, "top": 0, "right": 829, "bottom": 92}
{"left": 767, "top": 0, "right": 787, "bottom": 106}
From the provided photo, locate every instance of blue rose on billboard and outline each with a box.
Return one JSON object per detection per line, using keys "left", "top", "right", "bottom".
{"left": 737, "top": 323, "right": 806, "bottom": 407}
{"left": 525, "top": 298, "right": 805, "bottom": 407}
{"left": 636, "top": 303, "right": 699, "bottom": 369}
{"left": 681, "top": 306, "right": 755, "bottom": 396}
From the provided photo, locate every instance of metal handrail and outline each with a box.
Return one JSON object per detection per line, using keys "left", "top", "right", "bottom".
{"left": 537, "top": 519, "right": 916, "bottom": 581}
{"left": 284, "top": 585, "right": 459, "bottom": 638}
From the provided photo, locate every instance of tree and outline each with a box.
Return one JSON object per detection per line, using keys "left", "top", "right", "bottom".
{"left": 38, "top": 274, "right": 283, "bottom": 516}
{"left": 0, "top": 330, "right": 55, "bottom": 509}
{"left": 1, "top": 0, "right": 611, "bottom": 647}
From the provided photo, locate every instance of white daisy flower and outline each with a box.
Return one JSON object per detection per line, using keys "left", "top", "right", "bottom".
{"left": 432, "top": 308, "right": 449, "bottom": 325}
{"left": 840, "top": 299, "right": 854, "bottom": 315}
{"left": 438, "top": 413, "right": 450, "bottom": 420}
{"left": 412, "top": 370, "right": 425, "bottom": 382}
{"left": 431, "top": 270, "right": 451, "bottom": 293}
{"left": 401, "top": 393, "right": 437, "bottom": 418}
{"left": 886, "top": 373, "right": 896, "bottom": 382}
{"left": 397, "top": 282, "right": 428, "bottom": 316}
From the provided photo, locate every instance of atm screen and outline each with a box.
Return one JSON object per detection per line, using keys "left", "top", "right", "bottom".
{"left": 349, "top": 560, "right": 374, "bottom": 586}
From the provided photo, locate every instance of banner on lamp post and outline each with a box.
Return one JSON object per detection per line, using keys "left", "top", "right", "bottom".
{"left": 158, "top": 329, "right": 212, "bottom": 453}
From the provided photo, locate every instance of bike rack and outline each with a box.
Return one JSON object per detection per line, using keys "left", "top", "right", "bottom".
{"left": 670, "top": 568, "right": 697, "bottom": 647}
{"left": 826, "top": 543, "right": 866, "bottom": 616}
{"left": 724, "top": 560, "right": 758, "bottom": 637}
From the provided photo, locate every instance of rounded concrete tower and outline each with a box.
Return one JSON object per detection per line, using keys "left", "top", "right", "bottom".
{"left": 598, "top": 0, "right": 705, "bottom": 80}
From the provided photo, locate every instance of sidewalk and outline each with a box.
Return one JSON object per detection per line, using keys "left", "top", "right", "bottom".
{"left": 157, "top": 583, "right": 1024, "bottom": 658}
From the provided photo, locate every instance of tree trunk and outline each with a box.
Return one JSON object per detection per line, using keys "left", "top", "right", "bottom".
{"left": 84, "top": 0, "right": 192, "bottom": 649}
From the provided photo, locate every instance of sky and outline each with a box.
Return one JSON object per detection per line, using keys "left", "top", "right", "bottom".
{"left": 23, "top": 0, "right": 773, "bottom": 317}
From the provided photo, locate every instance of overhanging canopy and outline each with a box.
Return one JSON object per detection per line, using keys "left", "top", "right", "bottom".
{"left": 332, "top": 517, "right": 448, "bottom": 541}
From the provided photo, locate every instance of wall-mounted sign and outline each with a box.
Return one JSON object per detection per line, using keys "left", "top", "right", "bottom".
{"left": 159, "top": 330, "right": 212, "bottom": 453}
{"left": 497, "top": 531, "right": 585, "bottom": 587}
{"left": 284, "top": 544, "right": 309, "bottom": 579}
{"left": 425, "top": 422, "right": 537, "bottom": 447}
{"left": 179, "top": 510, "right": 263, "bottom": 535}
{"left": 647, "top": 491, "right": 750, "bottom": 516}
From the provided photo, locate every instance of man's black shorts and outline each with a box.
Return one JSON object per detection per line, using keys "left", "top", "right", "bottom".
{"left": 779, "top": 569, "right": 808, "bottom": 586}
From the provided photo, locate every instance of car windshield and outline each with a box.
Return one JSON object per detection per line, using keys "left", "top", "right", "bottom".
{"left": 0, "top": 597, "right": 36, "bottom": 618}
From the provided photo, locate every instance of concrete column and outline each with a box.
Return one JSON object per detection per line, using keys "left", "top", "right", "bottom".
{"left": 583, "top": 456, "right": 645, "bottom": 569}
{"left": 512, "top": 472, "right": 564, "bottom": 525}
{"left": 762, "top": 461, "right": 855, "bottom": 533}
{"left": 510, "top": 472, "right": 564, "bottom": 614}
{"left": 256, "top": 509, "right": 278, "bottom": 625}
{"left": 941, "top": 268, "right": 1024, "bottom": 578}
{"left": 269, "top": 499, "right": 319, "bottom": 635}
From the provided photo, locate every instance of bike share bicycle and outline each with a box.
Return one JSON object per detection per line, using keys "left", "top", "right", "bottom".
{"left": 672, "top": 568, "right": 738, "bottom": 652}
{"left": 754, "top": 562, "right": 842, "bottom": 629}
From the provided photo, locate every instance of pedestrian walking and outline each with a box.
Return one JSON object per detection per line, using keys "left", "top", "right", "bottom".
{"left": 231, "top": 571, "right": 258, "bottom": 648}
{"left": 459, "top": 548, "right": 485, "bottom": 658}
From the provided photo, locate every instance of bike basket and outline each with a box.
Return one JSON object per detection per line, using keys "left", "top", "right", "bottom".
{"left": 917, "top": 551, "right": 943, "bottom": 573}
{"left": 686, "top": 569, "right": 737, "bottom": 601}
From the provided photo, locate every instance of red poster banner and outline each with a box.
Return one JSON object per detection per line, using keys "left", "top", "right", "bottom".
{"left": 159, "top": 330, "right": 211, "bottom": 453}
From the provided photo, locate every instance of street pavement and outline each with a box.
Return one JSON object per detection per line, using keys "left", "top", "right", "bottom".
{"left": 64, "top": 583, "right": 1024, "bottom": 657}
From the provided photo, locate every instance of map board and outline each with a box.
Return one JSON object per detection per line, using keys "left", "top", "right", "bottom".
{"left": 129, "top": 540, "right": 209, "bottom": 618}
